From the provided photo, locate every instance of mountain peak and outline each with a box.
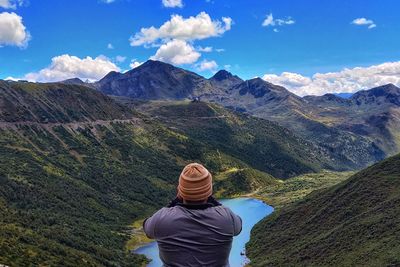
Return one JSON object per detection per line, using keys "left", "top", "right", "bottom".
{"left": 351, "top": 83, "right": 400, "bottom": 105}
{"left": 211, "top": 70, "right": 234, "bottom": 81}
{"left": 140, "top": 59, "right": 171, "bottom": 68}
{"left": 95, "top": 60, "right": 217, "bottom": 99}
{"left": 209, "top": 70, "right": 243, "bottom": 89}
{"left": 61, "top": 78, "right": 85, "bottom": 85}
{"left": 131, "top": 60, "right": 177, "bottom": 73}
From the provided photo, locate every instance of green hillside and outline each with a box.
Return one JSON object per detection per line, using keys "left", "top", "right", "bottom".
{"left": 247, "top": 153, "right": 400, "bottom": 267}
{"left": 0, "top": 81, "right": 333, "bottom": 266}
{"left": 132, "top": 100, "right": 344, "bottom": 178}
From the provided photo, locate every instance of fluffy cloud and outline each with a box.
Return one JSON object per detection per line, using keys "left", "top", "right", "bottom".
{"left": 129, "top": 59, "right": 143, "bottom": 69}
{"left": 0, "top": 0, "right": 23, "bottom": 9}
{"left": 150, "top": 39, "right": 200, "bottom": 65}
{"left": 0, "top": 12, "right": 30, "bottom": 48}
{"left": 263, "top": 61, "right": 400, "bottom": 96}
{"left": 352, "top": 17, "right": 376, "bottom": 29}
{"left": 107, "top": 43, "right": 114, "bottom": 49}
{"left": 195, "top": 59, "right": 218, "bottom": 72}
{"left": 24, "top": 54, "right": 120, "bottom": 82}
{"left": 130, "top": 12, "right": 232, "bottom": 46}
{"left": 262, "top": 13, "right": 295, "bottom": 30}
{"left": 162, "top": 0, "right": 183, "bottom": 8}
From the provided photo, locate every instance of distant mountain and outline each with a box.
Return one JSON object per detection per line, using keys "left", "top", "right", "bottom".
{"left": 303, "top": 93, "right": 351, "bottom": 105}
{"left": 95, "top": 60, "right": 222, "bottom": 100}
{"left": 209, "top": 70, "right": 243, "bottom": 90}
{"left": 351, "top": 83, "right": 400, "bottom": 106}
{"left": 302, "top": 84, "right": 400, "bottom": 155}
{"left": 247, "top": 153, "right": 400, "bottom": 266}
{"left": 217, "top": 78, "right": 384, "bottom": 169}
{"left": 334, "top": 92, "right": 353, "bottom": 99}
{"left": 93, "top": 61, "right": 397, "bottom": 166}
{"left": 60, "top": 77, "right": 85, "bottom": 85}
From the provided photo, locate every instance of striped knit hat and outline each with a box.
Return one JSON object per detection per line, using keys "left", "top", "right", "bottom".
{"left": 178, "top": 163, "right": 213, "bottom": 201}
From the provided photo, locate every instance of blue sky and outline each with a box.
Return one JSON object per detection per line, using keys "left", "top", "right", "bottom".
{"left": 1, "top": 0, "right": 400, "bottom": 95}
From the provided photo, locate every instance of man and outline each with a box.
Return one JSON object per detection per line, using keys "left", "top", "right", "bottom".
{"left": 143, "top": 163, "right": 242, "bottom": 267}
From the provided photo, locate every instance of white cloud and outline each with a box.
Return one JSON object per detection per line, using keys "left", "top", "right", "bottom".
{"left": 101, "top": 0, "right": 116, "bottom": 3}
{"left": 262, "top": 13, "right": 295, "bottom": 29}
{"left": 4, "top": 76, "right": 19, "bottom": 81}
{"left": 162, "top": 0, "right": 183, "bottom": 8}
{"left": 262, "top": 13, "right": 274, "bottom": 27}
{"left": 115, "top": 55, "right": 126, "bottom": 63}
{"left": 351, "top": 18, "right": 376, "bottom": 29}
{"left": 0, "top": 12, "right": 30, "bottom": 48}
{"left": 215, "top": 48, "right": 225, "bottom": 52}
{"left": 0, "top": 0, "right": 24, "bottom": 9}
{"left": 262, "top": 61, "right": 400, "bottom": 96}
{"left": 150, "top": 39, "right": 200, "bottom": 65}
{"left": 195, "top": 59, "right": 218, "bottom": 72}
{"left": 107, "top": 43, "right": 114, "bottom": 49}
{"left": 24, "top": 54, "right": 120, "bottom": 82}
{"left": 197, "top": 46, "right": 213, "bottom": 52}
{"left": 130, "top": 59, "right": 143, "bottom": 69}
{"left": 130, "top": 12, "right": 232, "bottom": 46}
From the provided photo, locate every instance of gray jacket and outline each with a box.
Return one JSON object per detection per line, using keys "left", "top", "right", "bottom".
{"left": 143, "top": 198, "right": 242, "bottom": 267}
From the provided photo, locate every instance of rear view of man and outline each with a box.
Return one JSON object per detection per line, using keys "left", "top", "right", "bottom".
{"left": 143, "top": 163, "right": 242, "bottom": 267}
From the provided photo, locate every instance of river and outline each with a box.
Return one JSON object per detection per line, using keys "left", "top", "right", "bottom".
{"left": 134, "top": 198, "right": 273, "bottom": 267}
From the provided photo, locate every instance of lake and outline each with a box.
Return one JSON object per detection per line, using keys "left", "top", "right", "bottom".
{"left": 134, "top": 198, "right": 274, "bottom": 267}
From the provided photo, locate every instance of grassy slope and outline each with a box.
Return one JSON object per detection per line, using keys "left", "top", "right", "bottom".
{"left": 0, "top": 81, "right": 133, "bottom": 123}
{"left": 257, "top": 171, "right": 353, "bottom": 208}
{"left": 247, "top": 154, "right": 400, "bottom": 267}
{"left": 133, "top": 100, "right": 338, "bottom": 179}
{"left": 1, "top": 82, "right": 333, "bottom": 266}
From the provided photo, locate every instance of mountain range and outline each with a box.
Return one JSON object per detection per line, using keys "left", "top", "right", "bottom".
{"left": 80, "top": 60, "right": 400, "bottom": 169}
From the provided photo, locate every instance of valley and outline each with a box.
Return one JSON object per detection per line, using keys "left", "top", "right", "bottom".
{"left": 0, "top": 80, "right": 346, "bottom": 266}
{"left": 1, "top": 60, "right": 400, "bottom": 267}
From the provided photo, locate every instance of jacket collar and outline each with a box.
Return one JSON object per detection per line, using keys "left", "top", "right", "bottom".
{"left": 167, "top": 196, "right": 222, "bottom": 210}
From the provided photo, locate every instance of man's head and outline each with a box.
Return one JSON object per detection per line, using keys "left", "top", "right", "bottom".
{"left": 177, "top": 163, "right": 213, "bottom": 203}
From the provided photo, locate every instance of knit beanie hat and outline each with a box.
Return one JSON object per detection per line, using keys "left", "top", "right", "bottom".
{"left": 177, "top": 163, "right": 213, "bottom": 201}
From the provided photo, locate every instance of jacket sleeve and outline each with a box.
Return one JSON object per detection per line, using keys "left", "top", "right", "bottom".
{"left": 143, "top": 209, "right": 164, "bottom": 239}
{"left": 229, "top": 209, "right": 242, "bottom": 236}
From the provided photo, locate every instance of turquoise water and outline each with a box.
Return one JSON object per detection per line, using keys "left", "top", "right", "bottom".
{"left": 134, "top": 198, "right": 273, "bottom": 267}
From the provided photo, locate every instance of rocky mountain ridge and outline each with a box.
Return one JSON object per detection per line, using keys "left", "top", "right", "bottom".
{"left": 91, "top": 60, "right": 399, "bottom": 163}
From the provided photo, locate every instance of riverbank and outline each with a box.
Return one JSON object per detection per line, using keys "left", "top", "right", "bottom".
{"left": 251, "top": 170, "right": 353, "bottom": 208}
{"left": 125, "top": 219, "right": 153, "bottom": 252}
